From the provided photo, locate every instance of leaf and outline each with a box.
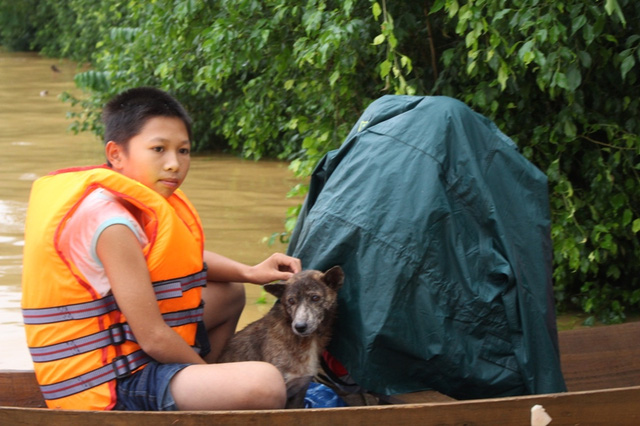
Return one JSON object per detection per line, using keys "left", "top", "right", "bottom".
{"left": 627, "top": 35, "right": 640, "bottom": 47}
{"left": 373, "top": 33, "right": 385, "bottom": 45}
{"left": 400, "top": 54, "right": 412, "bottom": 72}
{"left": 285, "top": 216, "right": 298, "bottom": 233}
{"left": 497, "top": 62, "right": 509, "bottom": 90}
{"left": 372, "top": 2, "right": 382, "bottom": 20}
{"left": 605, "top": 0, "right": 616, "bottom": 14}
{"left": 387, "top": 32, "right": 398, "bottom": 49}
{"left": 448, "top": 0, "right": 459, "bottom": 18}
{"left": 493, "top": 9, "right": 511, "bottom": 21}
{"left": 430, "top": 0, "right": 445, "bottom": 14}
{"left": 620, "top": 55, "right": 636, "bottom": 81}
{"left": 343, "top": 0, "right": 355, "bottom": 15}
{"left": 535, "top": 28, "right": 548, "bottom": 43}
{"left": 577, "top": 51, "right": 592, "bottom": 68}
{"left": 465, "top": 30, "right": 477, "bottom": 48}
{"left": 563, "top": 120, "right": 577, "bottom": 138}
{"left": 518, "top": 39, "right": 535, "bottom": 65}
{"left": 610, "top": 193, "right": 625, "bottom": 210}
{"left": 380, "top": 59, "right": 391, "bottom": 78}
{"left": 329, "top": 70, "right": 340, "bottom": 87}
{"left": 566, "top": 65, "right": 582, "bottom": 91}
{"left": 582, "top": 24, "right": 596, "bottom": 46}
{"left": 154, "top": 62, "right": 169, "bottom": 79}
{"left": 571, "top": 15, "right": 587, "bottom": 35}
{"left": 442, "top": 48, "right": 455, "bottom": 66}
{"left": 523, "top": 51, "right": 535, "bottom": 65}
{"left": 604, "top": 0, "right": 627, "bottom": 27}
{"left": 467, "top": 60, "right": 476, "bottom": 75}
{"left": 633, "top": 219, "right": 640, "bottom": 233}
{"left": 554, "top": 71, "right": 569, "bottom": 90}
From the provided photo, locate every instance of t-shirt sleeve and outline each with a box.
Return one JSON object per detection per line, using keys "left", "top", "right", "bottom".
{"left": 58, "top": 189, "right": 149, "bottom": 296}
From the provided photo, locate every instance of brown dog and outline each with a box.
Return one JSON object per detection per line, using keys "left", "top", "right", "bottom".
{"left": 218, "top": 266, "right": 344, "bottom": 407}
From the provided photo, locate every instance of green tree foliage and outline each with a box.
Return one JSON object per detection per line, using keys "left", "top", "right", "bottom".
{"left": 0, "top": 0, "right": 39, "bottom": 51}
{"left": 0, "top": 0, "right": 128, "bottom": 60}
{"left": 1, "top": 0, "right": 638, "bottom": 322}
{"left": 62, "top": 2, "right": 381, "bottom": 170}
{"left": 428, "top": 0, "right": 640, "bottom": 323}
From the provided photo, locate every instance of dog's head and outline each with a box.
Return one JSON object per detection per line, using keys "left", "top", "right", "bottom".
{"left": 264, "top": 266, "right": 344, "bottom": 337}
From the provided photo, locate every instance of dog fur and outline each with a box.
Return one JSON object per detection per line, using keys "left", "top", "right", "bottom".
{"left": 218, "top": 266, "right": 344, "bottom": 406}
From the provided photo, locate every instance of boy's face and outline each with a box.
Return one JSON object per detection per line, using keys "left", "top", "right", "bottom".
{"left": 107, "top": 116, "right": 191, "bottom": 199}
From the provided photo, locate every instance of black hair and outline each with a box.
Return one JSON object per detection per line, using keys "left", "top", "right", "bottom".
{"left": 102, "top": 87, "right": 193, "bottom": 150}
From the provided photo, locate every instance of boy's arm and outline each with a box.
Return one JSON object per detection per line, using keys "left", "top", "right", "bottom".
{"left": 203, "top": 250, "right": 301, "bottom": 284}
{"left": 97, "top": 224, "right": 205, "bottom": 365}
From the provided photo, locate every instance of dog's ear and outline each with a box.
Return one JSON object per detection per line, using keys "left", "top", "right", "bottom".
{"left": 264, "top": 282, "right": 287, "bottom": 299}
{"left": 322, "top": 266, "right": 344, "bottom": 291}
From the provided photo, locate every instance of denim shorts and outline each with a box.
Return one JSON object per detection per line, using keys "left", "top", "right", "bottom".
{"left": 114, "top": 322, "right": 211, "bottom": 411}
{"left": 115, "top": 361, "right": 189, "bottom": 411}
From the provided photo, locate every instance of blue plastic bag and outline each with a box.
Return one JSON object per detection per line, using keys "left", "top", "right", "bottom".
{"left": 304, "top": 382, "right": 347, "bottom": 408}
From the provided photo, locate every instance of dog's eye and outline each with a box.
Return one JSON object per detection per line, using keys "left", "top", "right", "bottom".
{"left": 287, "top": 297, "right": 296, "bottom": 305}
{"left": 310, "top": 295, "right": 321, "bottom": 303}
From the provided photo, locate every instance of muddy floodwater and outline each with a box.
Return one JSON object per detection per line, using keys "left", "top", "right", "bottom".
{"left": 0, "top": 50, "right": 301, "bottom": 369}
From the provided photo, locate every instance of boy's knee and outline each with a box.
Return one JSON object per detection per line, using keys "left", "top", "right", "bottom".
{"left": 253, "top": 362, "right": 287, "bottom": 409}
{"left": 229, "top": 281, "right": 246, "bottom": 308}
{"left": 202, "top": 281, "right": 246, "bottom": 316}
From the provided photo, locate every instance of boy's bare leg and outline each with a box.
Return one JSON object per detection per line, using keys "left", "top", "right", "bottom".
{"left": 200, "top": 281, "right": 246, "bottom": 363}
{"left": 170, "top": 361, "right": 287, "bottom": 410}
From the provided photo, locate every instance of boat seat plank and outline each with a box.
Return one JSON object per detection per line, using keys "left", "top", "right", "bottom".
{"left": 558, "top": 321, "right": 640, "bottom": 391}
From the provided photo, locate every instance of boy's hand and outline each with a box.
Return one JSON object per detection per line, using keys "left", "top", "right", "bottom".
{"left": 203, "top": 250, "right": 301, "bottom": 284}
{"left": 249, "top": 253, "right": 302, "bottom": 284}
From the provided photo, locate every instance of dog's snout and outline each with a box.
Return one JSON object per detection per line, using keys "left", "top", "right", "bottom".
{"left": 294, "top": 322, "right": 308, "bottom": 334}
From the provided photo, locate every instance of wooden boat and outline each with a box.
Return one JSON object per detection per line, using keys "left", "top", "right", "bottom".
{"left": 1, "top": 321, "right": 639, "bottom": 425}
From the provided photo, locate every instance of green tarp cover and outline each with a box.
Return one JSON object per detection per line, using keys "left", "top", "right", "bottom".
{"left": 287, "top": 96, "right": 566, "bottom": 399}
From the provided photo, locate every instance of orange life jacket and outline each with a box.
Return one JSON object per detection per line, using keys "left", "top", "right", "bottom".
{"left": 21, "top": 165, "right": 206, "bottom": 410}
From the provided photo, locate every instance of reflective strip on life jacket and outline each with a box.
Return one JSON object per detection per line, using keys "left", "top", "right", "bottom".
{"left": 22, "top": 297, "right": 118, "bottom": 325}
{"left": 27, "top": 305, "right": 204, "bottom": 363}
{"left": 28, "top": 323, "right": 136, "bottom": 363}
{"left": 22, "top": 268, "right": 207, "bottom": 325}
{"left": 39, "top": 350, "right": 151, "bottom": 401}
{"left": 152, "top": 267, "right": 207, "bottom": 299}
{"left": 161, "top": 306, "right": 205, "bottom": 327}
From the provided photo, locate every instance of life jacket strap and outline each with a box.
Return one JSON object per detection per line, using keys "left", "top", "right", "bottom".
{"left": 22, "top": 296, "right": 118, "bottom": 325}
{"left": 22, "top": 268, "right": 207, "bottom": 325}
{"left": 39, "top": 350, "right": 151, "bottom": 401}
{"left": 28, "top": 305, "right": 204, "bottom": 362}
{"left": 29, "top": 322, "right": 134, "bottom": 363}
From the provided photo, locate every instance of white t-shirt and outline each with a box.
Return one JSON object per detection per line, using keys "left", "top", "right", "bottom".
{"left": 58, "top": 188, "right": 149, "bottom": 296}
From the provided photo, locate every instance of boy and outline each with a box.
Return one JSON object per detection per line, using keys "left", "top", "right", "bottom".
{"left": 21, "top": 87, "right": 300, "bottom": 411}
